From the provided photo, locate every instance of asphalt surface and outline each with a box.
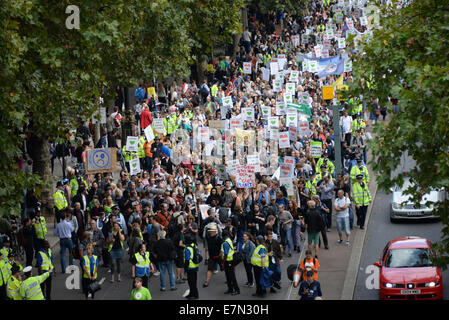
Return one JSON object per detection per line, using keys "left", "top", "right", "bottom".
{"left": 353, "top": 189, "right": 449, "bottom": 300}
{"left": 43, "top": 238, "right": 304, "bottom": 300}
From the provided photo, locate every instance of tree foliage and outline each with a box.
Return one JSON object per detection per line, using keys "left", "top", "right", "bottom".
{"left": 348, "top": 0, "right": 449, "bottom": 268}
{"left": 249, "top": 0, "right": 310, "bottom": 16}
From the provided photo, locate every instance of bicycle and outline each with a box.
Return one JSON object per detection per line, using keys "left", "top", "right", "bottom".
{"left": 9, "top": 216, "right": 25, "bottom": 262}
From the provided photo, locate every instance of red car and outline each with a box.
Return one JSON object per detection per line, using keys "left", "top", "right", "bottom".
{"left": 374, "top": 236, "right": 443, "bottom": 300}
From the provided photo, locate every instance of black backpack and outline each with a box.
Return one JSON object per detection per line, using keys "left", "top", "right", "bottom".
{"left": 192, "top": 244, "right": 203, "bottom": 264}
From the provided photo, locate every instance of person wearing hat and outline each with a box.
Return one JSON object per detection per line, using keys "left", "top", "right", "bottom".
{"left": 184, "top": 234, "right": 199, "bottom": 300}
{"left": 6, "top": 252, "right": 23, "bottom": 275}
{"left": 313, "top": 164, "right": 328, "bottom": 187}
{"left": 32, "top": 206, "right": 47, "bottom": 252}
{"left": 352, "top": 174, "right": 372, "bottom": 230}
{"left": 163, "top": 105, "right": 178, "bottom": 136}
{"left": 19, "top": 265, "right": 53, "bottom": 300}
{"left": 203, "top": 223, "right": 221, "bottom": 288}
{"left": 352, "top": 113, "right": 366, "bottom": 136}
{"left": 36, "top": 240, "right": 54, "bottom": 300}
{"left": 6, "top": 265, "right": 22, "bottom": 300}
{"left": 53, "top": 180, "right": 68, "bottom": 223}
{"left": 350, "top": 157, "right": 369, "bottom": 185}
{"left": 305, "top": 172, "right": 317, "bottom": 199}
{"left": 0, "top": 248, "right": 11, "bottom": 300}
{"left": 69, "top": 169, "right": 88, "bottom": 197}
{"left": 221, "top": 229, "right": 240, "bottom": 296}
{"left": 251, "top": 235, "right": 268, "bottom": 297}
{"left": 316, "top": 150, "right": 335, "bottom": 177}
{"left": 0, "top": 236, "right": 12, "bottom": 262}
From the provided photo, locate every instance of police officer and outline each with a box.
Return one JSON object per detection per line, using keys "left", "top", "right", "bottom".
{"left": 352, "top": 175, "right": 372, "bottom": 230}
{"left": 19, "top": 265, "right": 53, "bottom": 300}
{"left": 221, "top": 230, "right": 240, "bottom": 295}
{"left": 251, "top": 235, "right": 269, "bottom": 297}
{"left": 53, "top": 181, "right": 68, "bottom": 223}
{"left": 0, "top": 251, "right": 10, "bottom": 300}
{"left": 33, "top": 207, "right": 47, "bottom": 252}
{"left": 184, "top": 234, "right": 199, "bottom": 300}
{"left": 7, "top": 265, "right": 22, "bottom": 300}
{"left": 36, "top": 240, "right": 54, "bottom": 300}
{"left": 350, "top": 158, "right": 370, "bottom": 185}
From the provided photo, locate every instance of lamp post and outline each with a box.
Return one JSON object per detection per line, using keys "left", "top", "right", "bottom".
{"left": 330, "top": 103, "right": 342, "bottom": 176}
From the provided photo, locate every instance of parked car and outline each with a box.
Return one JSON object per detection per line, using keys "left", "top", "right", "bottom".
{"left": 390, "top": 178, "right": 443, "bottom": 222}
{"left": 374, "top": 237, "right": 443, "bottom": 300}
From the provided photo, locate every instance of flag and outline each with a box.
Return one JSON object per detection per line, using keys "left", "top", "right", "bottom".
{"left": 332, "top": 74, "right": 344, "bottom": 90}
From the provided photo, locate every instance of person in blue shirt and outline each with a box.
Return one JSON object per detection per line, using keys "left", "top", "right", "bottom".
{"left": 134, "top": 84, "right": 147, "bottom": 104}
{"left": 299, "top": 271, "right": 323, "bottom": 300}
{"left": 184, "top": 235, "right": 199, "bottom": 300}
{"left": 221, "top": 230, "right": 240, "bottom": 295}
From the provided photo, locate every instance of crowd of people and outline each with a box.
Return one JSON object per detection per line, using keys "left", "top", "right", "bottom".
{"left": 0, "top": 0, "right": 382, "bottom": 301}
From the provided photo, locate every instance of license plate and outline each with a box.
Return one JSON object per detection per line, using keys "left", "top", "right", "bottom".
{"left": 407, "top": 212, "right": 423, "bottom": 216}
{"left": 401, "top": 289, "right": 421, "bottom": 294}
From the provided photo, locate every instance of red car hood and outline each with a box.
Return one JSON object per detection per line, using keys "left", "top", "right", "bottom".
{"left": 382, "top": 267, "right": 440, "bottom": 283}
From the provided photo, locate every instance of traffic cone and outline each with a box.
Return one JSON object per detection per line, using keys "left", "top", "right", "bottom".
{"left": 293, "top": 270, "right": 301, "bottom": 287}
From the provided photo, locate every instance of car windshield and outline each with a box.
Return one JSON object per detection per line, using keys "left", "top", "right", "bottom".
{"left": 385, "top": 248, "right": 432, "bottom": 268}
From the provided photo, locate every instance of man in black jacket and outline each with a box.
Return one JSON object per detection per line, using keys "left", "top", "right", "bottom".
{"left": 153, "top": 230, "right": 177, "bottom": 291}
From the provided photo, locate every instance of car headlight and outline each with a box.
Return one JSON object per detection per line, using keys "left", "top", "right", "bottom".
{"left": 391, "top": 203, "right": 400, "bottom": 209}
{"left": 425, "top": 281, "right": 438, "bottom": 287}
{"left": 382, "top": 283, "right": 397, "bottom": 288}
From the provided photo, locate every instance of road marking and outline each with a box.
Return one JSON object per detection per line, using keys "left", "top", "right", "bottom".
{"left": 99, "top": 277, "right": 106, "bottom": 285}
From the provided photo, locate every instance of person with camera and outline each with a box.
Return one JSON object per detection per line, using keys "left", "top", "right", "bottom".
{"left": 81, "top": 244, "right": 99, "bottom": 300}
{"left": 298, "top": 270, "right": 323, "bottom": 300}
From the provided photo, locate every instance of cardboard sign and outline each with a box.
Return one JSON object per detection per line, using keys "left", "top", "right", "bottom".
{"left": 235, "top": 165, "right": 255, "bottom": 188}
{"left": 153, "top": 118, "right": 165, "bottom": 135}
{"left": 242, "top": 107, "right": 255, "bottom": 122}
{"left": 279, "top": 132, "right": 290, "bottom": 149}
{"left": 285, "top": 82, "right": 296, "bottom": 95}
{"left": 209, "top": 120, "right": 225, "bottom": 130}
{"left": 284, "top": 93, "right": 293, "bottom": 104}
{"left": 272, "top": 80, "right": 282, "bottom": 92}
{"left": 261, "top": 106, "right": 271, "bottom": 119}
{"left": 298, "top": 120, "right": 310, "bottom": 137}
{"left": 243, "top": 62, "right": 252, "bottom": 74}
{"left": 279, "top": 163, "right": 293, "bottom": 178}
{"left": 344, "top": 60, "right": 353, "bottom": 72}
{"left": 129, "top": 158, "right": 141, "bottom": 176}
{"left": 310, "top": 141, "right": 323, "bottom": 158}
{"left": 338, "top": 37, "right": 346, "bottom": 49}
{"left": 198, "top": 127, "right": 210, "bottom": 142}
{"left": 322, "top": 85, "right": 334, "bottom": 100}
{"left": 230, "top": 117, "right": 243, "bottom": 131}
{"left": 289, "top": 71, "right": 299, "bottom": 83}
{"left": 85, "top": 148, "right": 117, "bottom": 174}
{"left": 126, "top": 136, "right": 139, "bottom": 152}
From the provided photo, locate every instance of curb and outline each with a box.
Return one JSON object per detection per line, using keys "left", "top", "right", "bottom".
{"left": 340, "top": 145, "right": 379, "bottom": 300}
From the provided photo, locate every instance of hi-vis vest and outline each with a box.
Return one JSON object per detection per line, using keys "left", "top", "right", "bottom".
{"left": 306, "top": 180, "right": 316, "bottom": 197}
{"left": 251, "top": 244, "right": 268, "bottom": 267}
{"left": 53, "top": 189, "right": 68, "bottom": 211}
{"left": 0, "top": 260, "right": 10, "bottom": 286}
{"left": 183, "top": 110, "right": 193, "bottom": 120}
{"left": 220, "top": 238, "right": 235, "bottom": 262}
{"left": 186, "top": 244, "right": 199, "bottom": 269}
{"left": 137, "top": 136, "right": 146, "bottom": 158}
{"left": 33, "top": 216, "right": 47, "bottom": 240}
{"left": 352, "top": 182, "right": 372, "bottom": 206}
{"left": 7, "top": 276, "right": 22, "bottom": 300}
{"left": 83, "top": 255, "right": 98, "bottom": 279}
{"left": 134, "top": 251, "right": 151, "bottom": 277}
{"left": 350, "top": 165, "right": 370, "bottom": 184}
{"left": 38, "top": 249, "right": 54, "bottom": 271}
{"left": 164, "top": 114, "right": 178, "bottom": 134}
{"left": 20, "top": 272, "right": 49, "bottom": 300}
{"left": 211, "top": 84, "right": 218, "bottom": 97}
{"left": 316, "top": 157, "right": 335, "bottom": 175}
{"left": 108, "top": 231, "right": 124, "bottom": 252}
{"left": 122, "top": 145, "right": 134, "bottom": 162}
{"left": 70, "top": 177, "right": 87, "bottom": 196}
{"left": 352, "top": 118, "right": 366, "bottom": 134}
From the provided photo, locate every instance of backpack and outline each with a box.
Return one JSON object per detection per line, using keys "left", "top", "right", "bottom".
{"left": 232, "top": 251, "right": 243, "bottom": 266}
{"left": 192, "top": 245, "right": 203, "bottom": 264}
{"left": 113, "top": 113, "right": 121, "bottom": 128}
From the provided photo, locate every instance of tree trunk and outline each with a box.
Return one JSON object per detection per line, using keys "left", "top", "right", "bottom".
{"left": 30, "top": 134, "right": 53, "bottom": 219}
{"left": 196, "top": 59, "right": 206, "bottom": 85}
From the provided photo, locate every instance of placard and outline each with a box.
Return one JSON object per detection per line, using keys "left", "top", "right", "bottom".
{"left": 199, "top": 204, "right": 211, "bottom": 221}
{"left": 286, "top": 112, "right": 298, "bottom": 127}
{"left": 285, "top": 82, "right": 296, "bottom": 95}
{"left": 125, "top": 136, "right": 139, "bottom": 152}
{"left": 284, "top": 156, "right": 295, "bottom": 166}
{"left": 298, "top": 120, "right": 310, "bottom": 137}
{"left": 247, "top": 154, "right": 261, "bottom": 173}
{"left": 235, "top": 165, "right": 256, "bottom": 188}
{"left": 129, "top": 158, "right": 141, "bottom": 176}
{"left": 198, "top": 127, "right": 210, "bottom": 142}
{"left": 261, "top": 106, "right": 271, "bottom": 119}
{"left": 284, "top": 93, "right": 293, "bottom": 104}
{"left": 85, "top": 148, "right": 117, "bottom": 174}
{"left": 344, "top": 60, "right": 353, "bottom": 72}
{"left": 279, "top": 177, "right": 295, "bottom": 196}
{"left": 338, "top": 37, "right": 346, "bottom": 49}
{"left": 209, "top": 120, "right": 225, "bottom": 130}
{"left": 227, "top": 159, "right": 240, "bottom": 175}
{"left": 279, "top": 132, "right": 290, "bottom": 149}
{"left": 242, "top": 107, "right": 255, "bottom": 122}
{"left": 153, "top": 118, "right": 165, "bottom": 135}
{"left": 289, "top": 126, "right": 298, "bottom": 141}
{"left": 223, "top": 96, "right": 233, "bottom": 108}
{"left": 270, "top": 62, "right": 279, "bottom": 75}
{"left": 272, "top": 80, "right": 282, "bottom": 92}
{"left": 310, "top": 141, "right": 323, "bottom": 158}
{"left": 268, "top": 116, "right": 279, "bottom": 128}
{"left": 144, "top": 125, "right": 155, "bottom": 142}
{"left": 243, "top": 62, "right": 252, "bottom": 74}
{"left": 279, "top": 163, "right": 293, "bottom": 178}
{"left": 289, "top": 71, "right": 299, "bottom": 83}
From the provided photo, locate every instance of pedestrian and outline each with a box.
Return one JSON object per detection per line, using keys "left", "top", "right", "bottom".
{"left": 36, "top": 240, "right": 54, "bottom": 300}
{"left": 184, "top": 234, "right": 199, "bottom": 300}
{"left": 298, "top": 270, "right": 323, "bottom": 300}
{"left": 54, "top": 211, "right": 75, "bottom": 273}
{"left": 202, "top": 224, "right": 222, "bottom": 288}
{"left": 334, "top": 189, "right": 351, "bottom": 246}
{"left": 171, "top": 223, "right": 187, "bottom": 284}
{"left": 88, "top": 219, "right": 105, "bottom": 263}
{"left": 265, "top": 231, "right": 283, "bottom": 293}
{"left": 241, "top": 232, "right": 255, "bottom": 288}
{"left": 130, "top": 277, "right": 152, "bottom": 300}
{"left": 130, "top": 243, "right": 153, "bottom": 289}
{"left": 221, "top": 230, "right": 240, "bottom": 295}
{"left": 299, "top": 249, "right": 320, "bottom": 282}
{"left": 304, "top": 200, "right": 325, "bottom": 258}
{"left": 81, "top": 244, "right": 99, "bottom": 300}
{"left": 21, "top": 218, "right": 35, "bottom": 267}
{"left": 107, "top": 222, "right": 125, "bottom": 283}
{"left": 278, "top": 203, "right": 293, "bottom": 257}
{"left": 154, "top": 230, "right": 177, "bottom": 291}
{"left": 318, "top": 174, "right": 334, "bottom": 230}
{"left": 32, "top": 207, "right": 47, "bottom": 253}
{"left": 251, "top": 235, "right": 269, "bottom": 297}
{"left": 352, "top": 174, "right": 372, "bottom": 230}
{"left": 312, "top": 195, "right": 329, "bottom": 250}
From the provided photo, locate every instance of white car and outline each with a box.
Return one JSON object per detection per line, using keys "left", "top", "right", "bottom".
{"left": 390, "top": 178, "right": 444, "bottom": 222}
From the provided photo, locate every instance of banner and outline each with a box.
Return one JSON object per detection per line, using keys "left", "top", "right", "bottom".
{"left": 303, "top": 54, "right": 348, "bottom": 79}
{"left": 235, "top": 129, "right": 255, "bottom": 146}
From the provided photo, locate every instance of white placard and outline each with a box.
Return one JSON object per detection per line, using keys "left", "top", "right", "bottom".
{"left": 125, "top": 136, "right": 138, "bottom": 152}
{"left": 338, "top": 37, "right": 346, "bottom": 49}
{"left": 360, "top": 16, "right": 368, "bottom": 27}
{"left": 129, "top": 158, "right": 141, "bottom": 176}
{"left": 289, "top": 126, "right": 298, "bottom": 141}
{"left": 276, "top": 102, "right": 286, "bottom": 116}
{"left": 242, "top": 107, "right": 255, "bottom": 122}
{"left": 261, "top": 106, "right": 271, "bottom": 119}
{"left": 344, "top": 60, "right": 353, "bottom": 72}
{"left": 270, "top": 62, "right": 279, "bottom": 75}
{"left": 223, "top": 96, "right": 233, "bottom": 108}
{"left": 279, "top": 132, "right": 290, "bottom": 149}
{"left": 243, "top": 62, "right": 252, "bottom": 74}
{"left": 268, "top": 116, "right": 279, "bottom": 128}
{"left": 227, "top": 159, "right": 240, "bottom": 175}
{"left": 279, "top": 163, "right": 293, "bottom": 178}
{"left": 144, "top": 125, "right": 154, "bottom": 142}
{"left": 272, "top": 80, "right": 282, "bottom": 92}
{"left": 289, "top": 71, "right": 299, "bottom": 83}
{"left": 297, "top": 120, "right": 310, "bottom": 137}
{"left": 153, "top": 118, "right": 165, "bottom": 135}
{"left": 285, "top": 82, "right": 296, "bottom": 95}
{"left": 283, "top": 93, "right": 293, "bottom": 104}
{"left": 270, "top": 128, "right": 279, "bottom": 140}
{"left": 247, "top": 154, "right": 261, "bottom": 172}
{"left": 286, "top": 112, "right": 298, "bottom": 128}
{"left": 284, "top": 156, "right": 296, "bottom": 167}
{"left": 198, "top": 127, "right": 210, "bottom": 142}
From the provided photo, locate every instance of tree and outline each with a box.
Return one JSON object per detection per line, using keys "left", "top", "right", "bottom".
{"left": 347, "top": 0, "right": 449, "bottom": 268}
{"left": 249, "top": 0, "right": 310, "bottom": 16}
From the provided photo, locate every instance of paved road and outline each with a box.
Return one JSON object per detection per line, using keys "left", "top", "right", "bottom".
{"left": 354, "top": 189, "right": 449, "bottom": 300}
{"left": 43, "top": 239, "right": 304, "bottom": 300}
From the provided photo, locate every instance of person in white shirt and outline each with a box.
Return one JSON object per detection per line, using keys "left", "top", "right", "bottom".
{"left": 334, "top": 189, "right": 351, "bottom": 246}
{"left": 341, "top": 111, "right": 353, "bottom": 145}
